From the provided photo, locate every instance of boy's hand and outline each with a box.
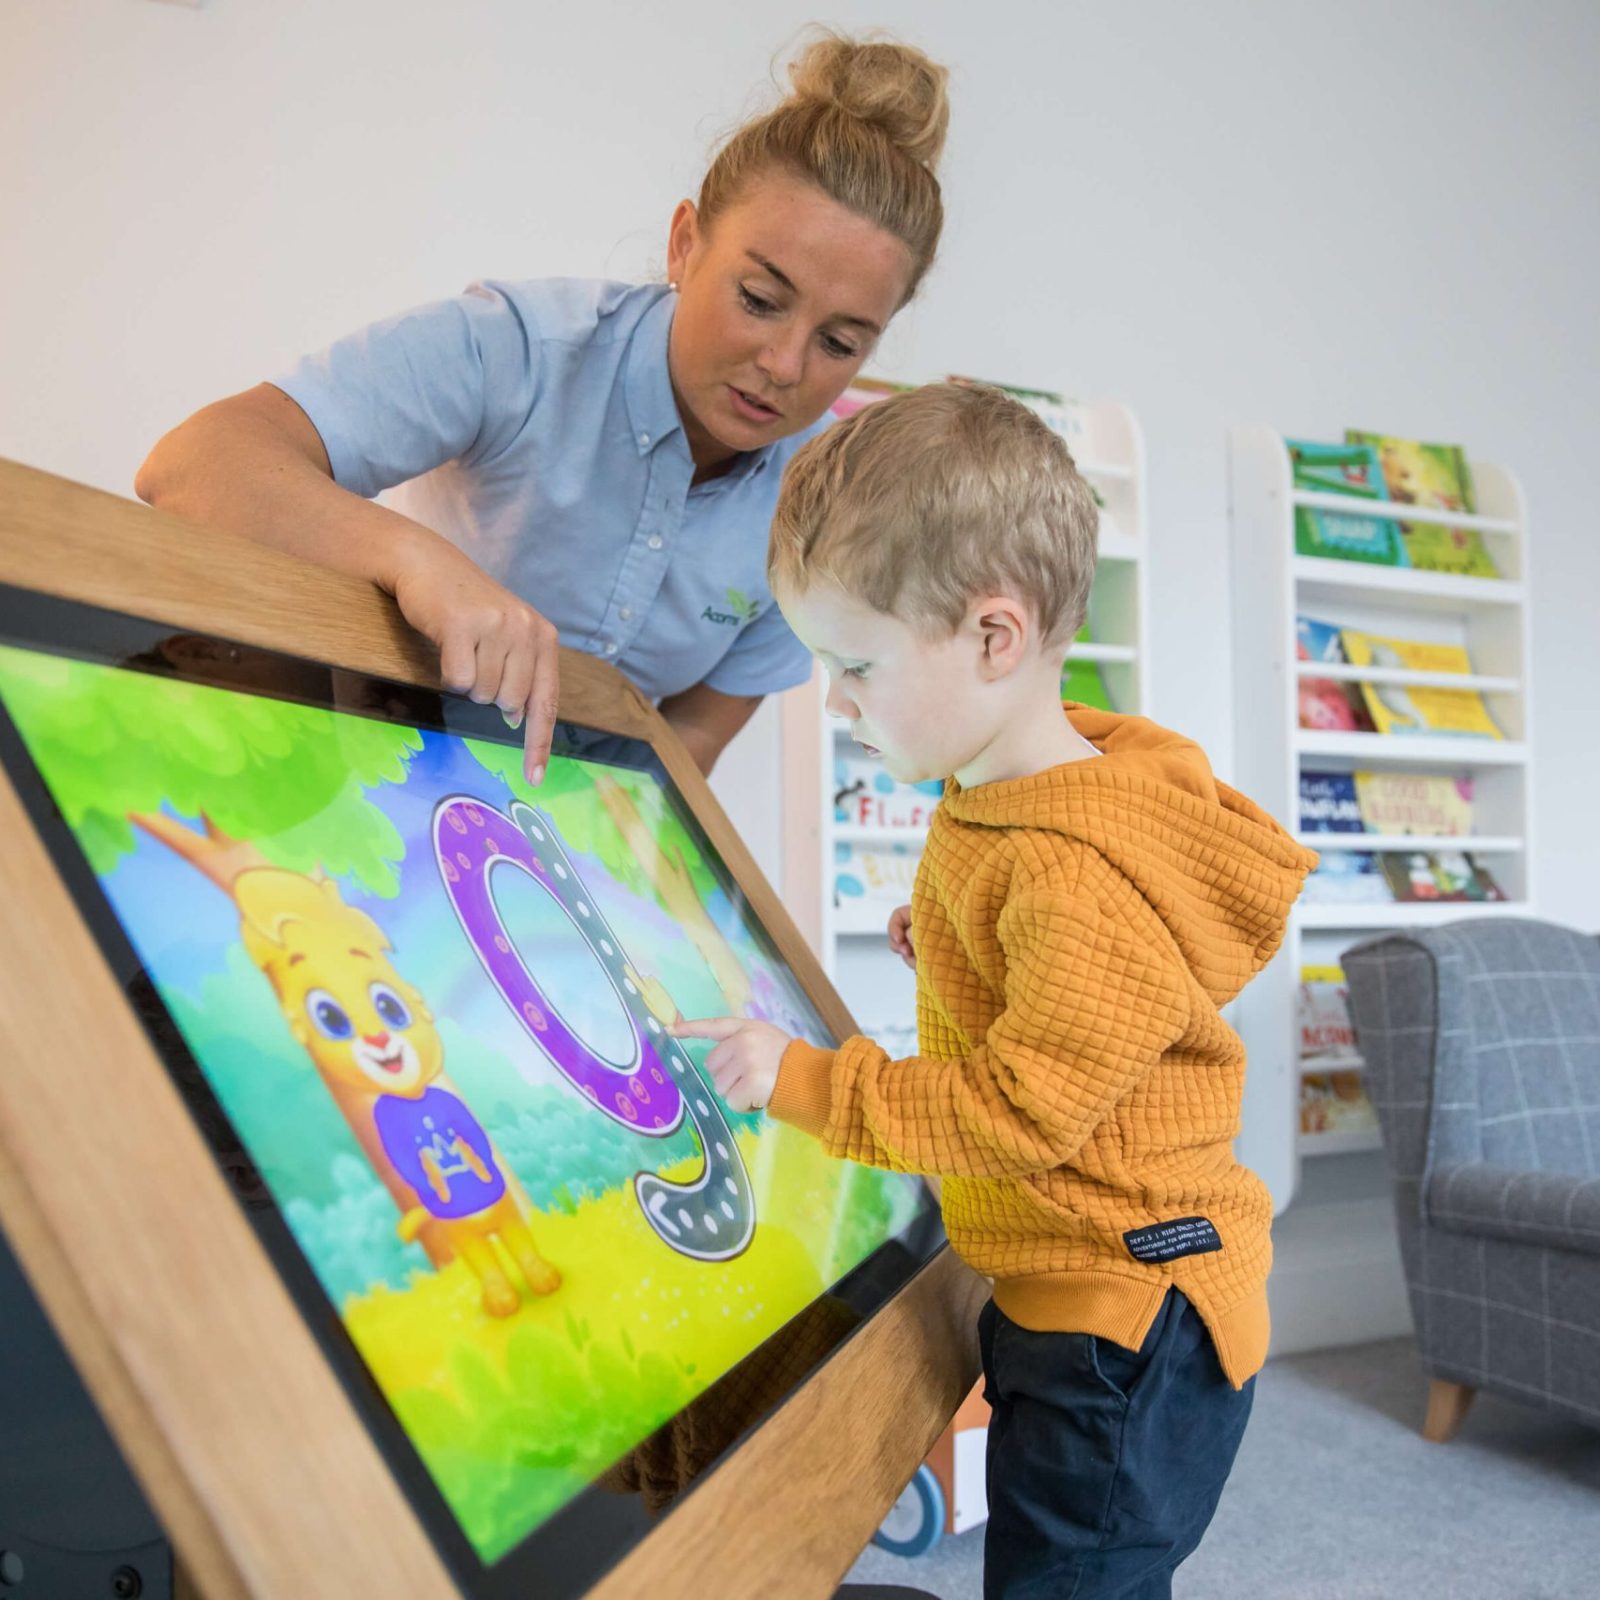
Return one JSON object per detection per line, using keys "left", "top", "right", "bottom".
{"left": 887, "top": 904, "right": 916, "bottom": 969}
{"left": 670, "top": 1017, "right": 793, "bottom": 1114}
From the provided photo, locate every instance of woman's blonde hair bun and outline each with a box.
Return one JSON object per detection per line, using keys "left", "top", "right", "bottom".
{"left": 697, "top": 29, "right": 952, "bottom": 305}
{"left": 786, "top": 31, "right": 950, "bottom": 172}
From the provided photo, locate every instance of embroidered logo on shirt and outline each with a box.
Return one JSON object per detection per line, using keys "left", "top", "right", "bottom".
{"left": 701, "top": 587, "right": 760, "bottom": 628}
{"left": 1122, "top": 1216, "right": 1223, "bottom": 1264}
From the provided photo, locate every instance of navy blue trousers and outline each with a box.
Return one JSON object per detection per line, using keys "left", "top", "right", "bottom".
{"left": 979, "top": 1290, "right": 1252, "bottom": 1599}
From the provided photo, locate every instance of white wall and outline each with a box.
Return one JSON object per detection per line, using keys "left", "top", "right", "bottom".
{"left": 4, "top": 0, "right": 1598, "bottom": 919}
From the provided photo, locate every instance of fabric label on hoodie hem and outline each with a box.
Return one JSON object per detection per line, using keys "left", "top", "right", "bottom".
{"left": 1122, "top": 1216, "right": 1223, "bottom": 1264}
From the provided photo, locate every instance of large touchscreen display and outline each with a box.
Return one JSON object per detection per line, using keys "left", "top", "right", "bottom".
{"left": 0, "top": 625, "right": 927, "bottom": 1573}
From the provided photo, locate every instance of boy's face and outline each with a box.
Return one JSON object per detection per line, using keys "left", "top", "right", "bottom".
{"left": 776, "top": 581, "right": 997, "bottom": 786}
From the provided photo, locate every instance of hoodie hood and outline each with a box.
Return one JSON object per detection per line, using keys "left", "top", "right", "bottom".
{"left": 940, "top": 705, "right": 1317, "bottom": 1006}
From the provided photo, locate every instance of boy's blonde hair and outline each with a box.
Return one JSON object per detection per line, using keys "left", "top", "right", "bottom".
{"left": 769, "top": 382, "right": 1099, "bottom": 647}
{"left": 701, "top": 30, "right": 949, "bottom": 306}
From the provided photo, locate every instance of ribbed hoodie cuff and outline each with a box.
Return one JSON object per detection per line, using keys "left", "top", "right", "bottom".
{"left": 768, "top": 1039, "right": 836, "bottom": 1138}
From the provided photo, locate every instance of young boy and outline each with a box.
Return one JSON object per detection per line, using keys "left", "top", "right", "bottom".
{"left": 673, "top": 382, "right": 1315, "bottom": 1598}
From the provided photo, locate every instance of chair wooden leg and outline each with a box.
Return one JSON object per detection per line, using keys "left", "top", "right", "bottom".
{"left": 1422, "top": 1378, "right": 1476, "bottom": 1442}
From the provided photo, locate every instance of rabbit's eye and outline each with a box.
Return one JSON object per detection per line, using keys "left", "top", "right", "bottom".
{"left": 306, "top": 988, "right": 354, "bottom": 1041}
{"left": 370, "top": 982, "right": 412, "bottom": 1031}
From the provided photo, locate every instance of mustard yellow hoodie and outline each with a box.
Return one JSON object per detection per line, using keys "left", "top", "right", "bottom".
{"left": 770, "top": 706, "right": 1317, "bottom": 1387}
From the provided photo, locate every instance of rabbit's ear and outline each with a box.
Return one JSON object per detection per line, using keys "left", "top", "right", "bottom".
{"left": 235, "top": 868, "right": 325, "bottom": 946}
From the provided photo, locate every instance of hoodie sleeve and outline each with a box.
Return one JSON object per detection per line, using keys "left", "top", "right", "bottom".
{"left": 768, "top": 888, "right": 1192, "bottom": 1177}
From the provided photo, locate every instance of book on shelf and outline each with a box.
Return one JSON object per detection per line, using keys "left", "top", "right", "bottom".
{"left": 1301, "top": 849, "right": 1390, "bottom": 904}
{"left": 1297, "top": 613, "right": 1375, "bottom": 733}
{"left": 1062, "top": 657, "right": 1113, "bottom": 711}
{"left": 1299, "top": 964, "right": 1360, "bottom": 1063}
{"left": 1345, "top": 429, "right": 1499, "bottom": 578}
{"left": 1300, "top": 1070, "right": 1379, "bottom": 1137}
{"left": 1286, "top": 438, "right": 1407, "bottom": 566}
{"left": 834, "top": 758, "right": 942, "bottom": 831}
{"left": 1299, "top": 770, "right": 1365, "bottom": 834}
{"left": 948, "top": 374, "right": 1079, "bottom": 437}
{"left": 1353, "top": 770, "right": 1474, "bottom": 836}
{"left": 948, "top": 375, "right": 1108, "bottom": 510}
{"left": 833, "top": 839, "right": 919, "bottom": 911}
{"left": 829, "top": 375, "right": 914, "bottom": 420}
{"left": 1339, "top": 628, "right": 1503, "bottom": 739}
{"left": 1062, "top": 621, "right": 1114, "bottom": 711}
{"left": 1378, "top": 849, "right": 1506, "bottom": 903}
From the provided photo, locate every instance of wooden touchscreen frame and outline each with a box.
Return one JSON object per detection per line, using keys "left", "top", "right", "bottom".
{"left": 0, "top": 459, "right": 984, "bottom": 1600}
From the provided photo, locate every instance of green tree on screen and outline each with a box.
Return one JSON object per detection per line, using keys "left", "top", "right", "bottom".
{"left": 0, "top": 647, "right": 420, "bottom": 894}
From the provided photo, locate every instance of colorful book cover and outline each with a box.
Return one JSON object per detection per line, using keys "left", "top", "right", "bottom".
{"left": 828, "top": 375, "right": 915, "bottom": 420}
{"left": 1301, "top": 1070, "right": 1379, "bottom": 1136}
{"left": 1378, "top": 850, "right": 1447, "bottom": 901}
{"left": 1395, "top": 524, "right": 1500, "bottom": 579}
{"left": 1353, "top": 771, "right": 1473, "bottom": 836}
{"left": 1299, "top": 964, "right": 1360, "bottom": 1062}
{"left": 1296, "top": 614, "right": 1372, "bottom": 733}
{"left": 1302, "top": 849, "right": 1390, "bottom": 904}
{"left": 1340, "top": 629, "right": 1503, "bottom": 739}
{"left": 1434, "top": 850, "right": 1506, "bottom": 901}
{"left": 1297, "top": 615, "right": 1345, "bottom": 663}
{"left": 1062, "top": 620, "right": 1115, "bottom": 712}
{"left": 1299, "top": 771, "right": 1365, "bottom": 833}
{"left": 1345, "top": 430, "right": 1497, "bottom": 577}
{"left": 1061, "top": 657, "right": 1113, "bottom": 711}
{"left": 1376, "top": 849, "right": 1506, "bottom": 903}
{"left": 1286, "top": 439, "right": 1407, "bottom": 566}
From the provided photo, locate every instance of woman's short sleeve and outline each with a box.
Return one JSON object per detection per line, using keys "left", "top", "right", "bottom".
{"left": 271, "top": 284, "right": 542, "bottom": 500}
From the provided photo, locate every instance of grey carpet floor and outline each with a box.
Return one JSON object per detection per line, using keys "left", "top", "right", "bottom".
{"left": 843, "top": 1337, "right": 1600, "bottom": 1599}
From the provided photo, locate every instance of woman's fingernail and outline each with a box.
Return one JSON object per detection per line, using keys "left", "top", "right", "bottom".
{"left": 529, "top": 763, "right": 545, "bottom": 786}
{"left": 501, "top": 707, "right": 523, "bottom": 730}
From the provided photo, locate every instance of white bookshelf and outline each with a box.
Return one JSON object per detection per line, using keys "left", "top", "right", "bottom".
{"left": 780, "top": 399, "right": 1150, "bottom": 1040}
{"left": 1228, "top": 425, "right": 1534, "bottom": 1211}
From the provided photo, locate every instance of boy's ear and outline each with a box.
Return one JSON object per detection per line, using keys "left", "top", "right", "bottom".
{"left": 970, "top": 595, "right": 1029, "bottom": 680}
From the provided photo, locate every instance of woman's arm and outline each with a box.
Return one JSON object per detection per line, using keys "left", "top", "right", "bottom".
{"left": 135, "top": 384, "right": 561, "bottom": 784}
{"left": 656, "top": 682, "right": 764, "bottom": 775}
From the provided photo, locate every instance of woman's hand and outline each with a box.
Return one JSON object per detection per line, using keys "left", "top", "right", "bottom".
{"left": 136, "top": 384, "right": 562, "bottom": 786}
{"left": 887, "top": 904, "right": 916, "bottom": 969}
{"left": 390, "top": 534, "right": 561, "bottom": 786}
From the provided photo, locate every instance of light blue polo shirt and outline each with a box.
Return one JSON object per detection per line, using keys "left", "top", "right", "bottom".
{"left": 273, "top": 279, "right": 821, "bottom": 702}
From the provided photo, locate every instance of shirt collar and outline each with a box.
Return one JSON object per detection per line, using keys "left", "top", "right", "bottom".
{"left": 623, "top": 286, "right": 778, "bottom": 483}
{"left": 623, "top": 288, "right": 684, "bottom": 458}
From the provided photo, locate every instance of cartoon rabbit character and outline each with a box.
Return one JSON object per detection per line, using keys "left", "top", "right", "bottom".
{"left": 133, "top": 811, "right": 560, "bottom": 1317}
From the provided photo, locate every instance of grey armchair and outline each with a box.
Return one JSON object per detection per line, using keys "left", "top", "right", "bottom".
{"left": 1342, "top": 917, "right": 1600, "bottom": 1441}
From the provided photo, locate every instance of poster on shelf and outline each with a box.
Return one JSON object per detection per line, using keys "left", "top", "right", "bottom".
{"left": 833, "top": 758, "right": 942, "bottom": 831}
{"left": 833, "top": 840, "right": 920, "bottom": 912}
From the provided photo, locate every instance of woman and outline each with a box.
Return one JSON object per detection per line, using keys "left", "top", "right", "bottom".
{"left": 135, "top": 31, "right": 949, "bottom": 784}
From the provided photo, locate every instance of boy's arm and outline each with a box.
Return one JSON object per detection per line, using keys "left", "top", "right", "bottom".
{"left": 770, "top": 889, "right": 1191, "bottom": 1178}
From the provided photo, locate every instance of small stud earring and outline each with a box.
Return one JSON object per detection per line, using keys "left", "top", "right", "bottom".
{"left": 668, "top": 280, "right": 679, "bottom": 291}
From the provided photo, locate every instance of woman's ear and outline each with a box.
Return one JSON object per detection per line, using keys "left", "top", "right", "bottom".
{"left": 666, "top": 200, "right": 700, "bottom": 286}
{"left": 971, "top": 596, "right": 1029, "bottom": 681}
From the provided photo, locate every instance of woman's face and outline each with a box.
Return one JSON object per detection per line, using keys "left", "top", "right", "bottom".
{"left": 665, "top": 171, "right": 913, "bottom": 473}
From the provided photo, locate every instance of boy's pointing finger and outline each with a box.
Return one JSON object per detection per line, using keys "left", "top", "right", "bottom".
{"left": 670, "top": 1016, "right": 744, "bottom": 1042}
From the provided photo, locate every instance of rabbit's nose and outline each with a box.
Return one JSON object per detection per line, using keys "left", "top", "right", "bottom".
{"left": 364, "top": 1031, "right": 391, "bottom": 1049}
